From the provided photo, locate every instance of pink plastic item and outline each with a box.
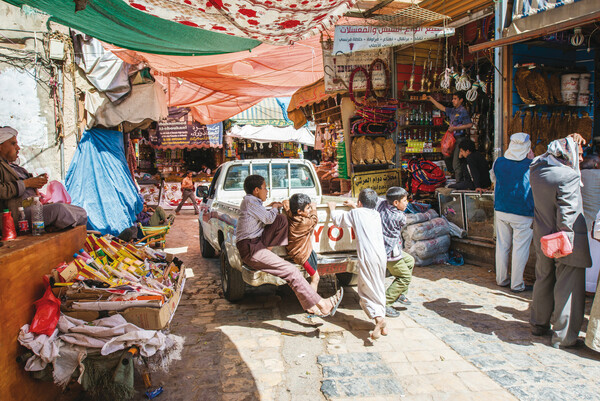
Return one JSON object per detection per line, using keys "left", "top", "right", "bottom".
{"left": 540, "top": 231, "right": 573, "bottom": 258}
{"left": 39, "top": 180, "right": 71, "bottom": 204}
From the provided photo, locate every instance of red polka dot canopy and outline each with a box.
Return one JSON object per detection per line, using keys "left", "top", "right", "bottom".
{"left": 124, "top": 0, "right": 357, "bottom": 44}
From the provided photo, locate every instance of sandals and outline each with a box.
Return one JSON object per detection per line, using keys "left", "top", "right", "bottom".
{"left": 306, "top": 287, "right": 344, "bottom": 318}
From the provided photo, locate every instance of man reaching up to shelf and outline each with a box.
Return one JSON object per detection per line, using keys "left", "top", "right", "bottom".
{"left": 422, "top": 92, "right": 473, "bottom": 180}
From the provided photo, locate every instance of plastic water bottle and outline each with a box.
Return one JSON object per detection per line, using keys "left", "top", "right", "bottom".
{"left": 31, "top": 197, "right": 45, "bottom": 236}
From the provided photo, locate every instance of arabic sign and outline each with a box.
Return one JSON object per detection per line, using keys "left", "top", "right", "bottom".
{"left": 333, "top": 26, "right": 455, "bottom": 54}
{"left": 351, "top": 169, "right": 402, "bottom": 197}
{"left": 322, "top": 40, "right": 392, "bottom": 93}
{"left": 155, "top": 107, "right": 222, "bottom": 148}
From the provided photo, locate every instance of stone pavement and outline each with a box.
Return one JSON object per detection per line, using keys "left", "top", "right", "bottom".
{"left": 140, "top": 213, "right": 600, "bottom": 401}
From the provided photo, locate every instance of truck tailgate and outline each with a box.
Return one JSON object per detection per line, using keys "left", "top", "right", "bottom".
{"left": 312, "top": 203, "right": 356, "bottom": 254}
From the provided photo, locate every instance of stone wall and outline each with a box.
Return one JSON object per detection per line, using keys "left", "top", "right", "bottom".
{"left": 0, "top": 2, "right": 79, "bottom": 182}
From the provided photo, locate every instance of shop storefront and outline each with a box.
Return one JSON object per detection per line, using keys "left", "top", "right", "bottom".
{"left": 136, "top": 107, "right": 223, "bottom": 209}
{"left": 464, "top": 0, "right": 600, "bottom": 272}
{"left": 224, "top": 97, "right": 315, "bottom": 162}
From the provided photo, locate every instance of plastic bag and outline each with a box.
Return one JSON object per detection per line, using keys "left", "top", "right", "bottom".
{"left": 445, "top": 217, "right": 467, "bottom": 238}
{"left": 541, "top": 231, "right": 573, "bottom": 258}
{"left": 414, "top": 252, "right": 449, "bottom": 267}
{"left": 30, "top": 276, "right": 61, "bottom": 336}
{"left": 405, "top": 209, "right": 439, "bottom": 226}
{"left": 406, "top": 235, "right": 451, "bottom": 260}
{"left": 441, "top": 130, "right": 456, "bottom": 157}
{"left": 402, "top": 218, "right": 450, "bottom": 242}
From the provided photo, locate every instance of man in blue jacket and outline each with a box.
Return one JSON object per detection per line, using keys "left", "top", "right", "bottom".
{"left": 492, "top": 133, "right": 534, "bottom": 293}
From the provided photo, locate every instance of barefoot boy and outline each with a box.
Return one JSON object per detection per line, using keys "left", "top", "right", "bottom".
{"left": 376, "top": 187, "right": 414, "bottom": 318}
{"left": 283, "top": 193, "right": 320, "bottom": 292}
{"left": 328, "top": 188, "right": 388, "bottom": 339}
{"left": 236, "top": 175, "right": 342, "bottom": 316}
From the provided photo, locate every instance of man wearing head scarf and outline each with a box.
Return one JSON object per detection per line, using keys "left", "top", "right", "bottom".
{"left": 492, "top": 133, "right": 535, "bottom": 293}
{"left": 529, "top": 134, "right": 591, "bottom": 349}
{"left": 0, "top": 126, "right": 87, "bottom": 233}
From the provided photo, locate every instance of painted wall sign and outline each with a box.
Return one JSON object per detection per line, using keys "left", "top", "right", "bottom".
{"left": 333, "top": 26, "right": 455, "bottom": 54}
{"left": 322, "top": 40, "right": 392, "bottom": 93}
{"left": 156, "top": 107, "right": 222, "bottom": 148}
{"left": 351, "top": 168, "right": 402, "bottom": 197}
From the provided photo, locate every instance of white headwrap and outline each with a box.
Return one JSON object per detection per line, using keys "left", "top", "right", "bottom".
{"left": 0, "top": 126, "right": 18, "bottom": 144}
{"left": 535, "top": 136, "right": 582, "bottom": 186}
{"left": 504, "top": 132, "right": 531, "bottom": 161}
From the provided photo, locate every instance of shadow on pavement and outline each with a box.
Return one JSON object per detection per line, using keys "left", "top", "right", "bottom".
{"left": 422, "top": 297, "right": 542, "bottom": 346}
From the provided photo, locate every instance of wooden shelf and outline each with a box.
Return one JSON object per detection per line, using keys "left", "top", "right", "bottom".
{"left": 351, "top": 163, "right": 394, "bottom": 172}
{"left": 350, "top": 133, "right": 390, "bottom": 138}
{"left": 398, "top": 125, "right": 446, "bottom": 129}
{"left": 516, "top": 103, "right": 589, "bottom": 108}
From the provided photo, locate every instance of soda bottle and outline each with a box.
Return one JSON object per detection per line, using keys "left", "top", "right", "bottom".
{"left": 31, "top": 196, "right": 45, "bottom": 236}
{"left": 2, "top": 209, "right": 17, "bottom": 241}
{"left": 17, "top": 206, "right": 29, "bottom": 235}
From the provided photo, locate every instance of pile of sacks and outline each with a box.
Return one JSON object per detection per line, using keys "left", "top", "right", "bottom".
{"left": 402, "top": 209, "right": 452, "bottom": 266}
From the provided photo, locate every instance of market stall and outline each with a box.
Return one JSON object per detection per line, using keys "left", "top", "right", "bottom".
{"left": 7, "top": 231, "right": 186, "bottom": 399}
{"left": 224, "top": 97, "right": 315, "bottom": 161}
{"left": 466, "top": 0, "right": 600, "bottom": 274}
{"left": 136, "top": 107, "right": 224, "bottom": 209}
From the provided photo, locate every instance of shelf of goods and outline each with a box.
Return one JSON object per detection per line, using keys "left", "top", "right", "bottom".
{"left": 398, "top": 96, "right": 446, "bottom": 162}
{"left": 510, "top": 64, "right": 594, "bottom": 147}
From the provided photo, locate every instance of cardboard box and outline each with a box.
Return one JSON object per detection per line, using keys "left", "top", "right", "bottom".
{"left": 60, "top": 265, "right": 186, "bottom": 331}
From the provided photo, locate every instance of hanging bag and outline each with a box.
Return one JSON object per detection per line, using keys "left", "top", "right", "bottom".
{"left": 441, "top": 130, "right": 456, "bottom": 157}
{"left": 540, "top": 231, "right": 573, "bottom": 259}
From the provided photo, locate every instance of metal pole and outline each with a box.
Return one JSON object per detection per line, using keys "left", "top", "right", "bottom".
{"left": 493, "top": 0, "right": 509, "bottom": 161}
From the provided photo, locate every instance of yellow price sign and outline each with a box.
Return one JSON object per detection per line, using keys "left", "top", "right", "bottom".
{"left": 351, "top": 169, "right": 402, "bottom": 197}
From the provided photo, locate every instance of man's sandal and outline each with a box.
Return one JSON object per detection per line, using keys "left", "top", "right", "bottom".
{"left": 306, "top": 287, "right": 344, "bottom": 318}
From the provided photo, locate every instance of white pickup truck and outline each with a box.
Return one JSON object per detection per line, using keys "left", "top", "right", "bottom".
{"left": 197, "top": 159, "right": 359, "bottom": 301}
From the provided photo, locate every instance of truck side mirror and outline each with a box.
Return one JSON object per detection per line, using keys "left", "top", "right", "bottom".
{"left": 197, "top": 185, "right": 209, "bottom": 200}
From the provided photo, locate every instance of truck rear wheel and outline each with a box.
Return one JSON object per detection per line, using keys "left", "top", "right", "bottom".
{"left": 336, "top": 273, "right": 358, "bottom": 286}
{"left": 199, "top": 224, "right": 216, "bottom": 258}
{"left": 220, "top": 245, "right": 245, "bottom": 302}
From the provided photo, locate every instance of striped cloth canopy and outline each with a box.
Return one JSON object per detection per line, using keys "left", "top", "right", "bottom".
{"left": 230, "top": 97, "right": 292, "bottom": 127}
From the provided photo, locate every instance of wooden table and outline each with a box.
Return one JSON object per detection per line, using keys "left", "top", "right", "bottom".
{"left": 0, "top": 226, "right": 86, "bottom": 401}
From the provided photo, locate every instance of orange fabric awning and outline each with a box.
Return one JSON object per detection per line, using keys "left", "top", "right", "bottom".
{"left": 287, "top": 78, "right": 342, "bottom": 129}
{"left": 109, "top": 34, "right": 324, "bottom": 125}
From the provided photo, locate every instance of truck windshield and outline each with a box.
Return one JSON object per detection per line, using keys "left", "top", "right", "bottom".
{"left": 223, "top": 165, "right": 249, "bottom": 190}
{"left": 271, "top": 164, "right": 315, "bottom": 188}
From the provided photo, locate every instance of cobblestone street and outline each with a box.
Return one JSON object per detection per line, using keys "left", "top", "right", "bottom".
{"left": 144, "top": 213, "right": 600, "bottom": 401}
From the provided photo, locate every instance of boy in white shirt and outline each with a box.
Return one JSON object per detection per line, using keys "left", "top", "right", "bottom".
{"left": 328, "top": 188, "right": 388, "bottom": 339}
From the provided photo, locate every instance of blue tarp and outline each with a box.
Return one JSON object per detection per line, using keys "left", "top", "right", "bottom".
{"left": 66, "top": 128, "right": 143, "bottom": 235}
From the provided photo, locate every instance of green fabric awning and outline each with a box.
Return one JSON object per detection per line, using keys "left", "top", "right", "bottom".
{"left": 4, "top": 0, "right": 261, "bottom": 56}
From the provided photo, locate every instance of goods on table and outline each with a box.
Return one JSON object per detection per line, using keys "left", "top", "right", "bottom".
{"left": 51, "top": 234, "right": 184, "bottom": 315}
